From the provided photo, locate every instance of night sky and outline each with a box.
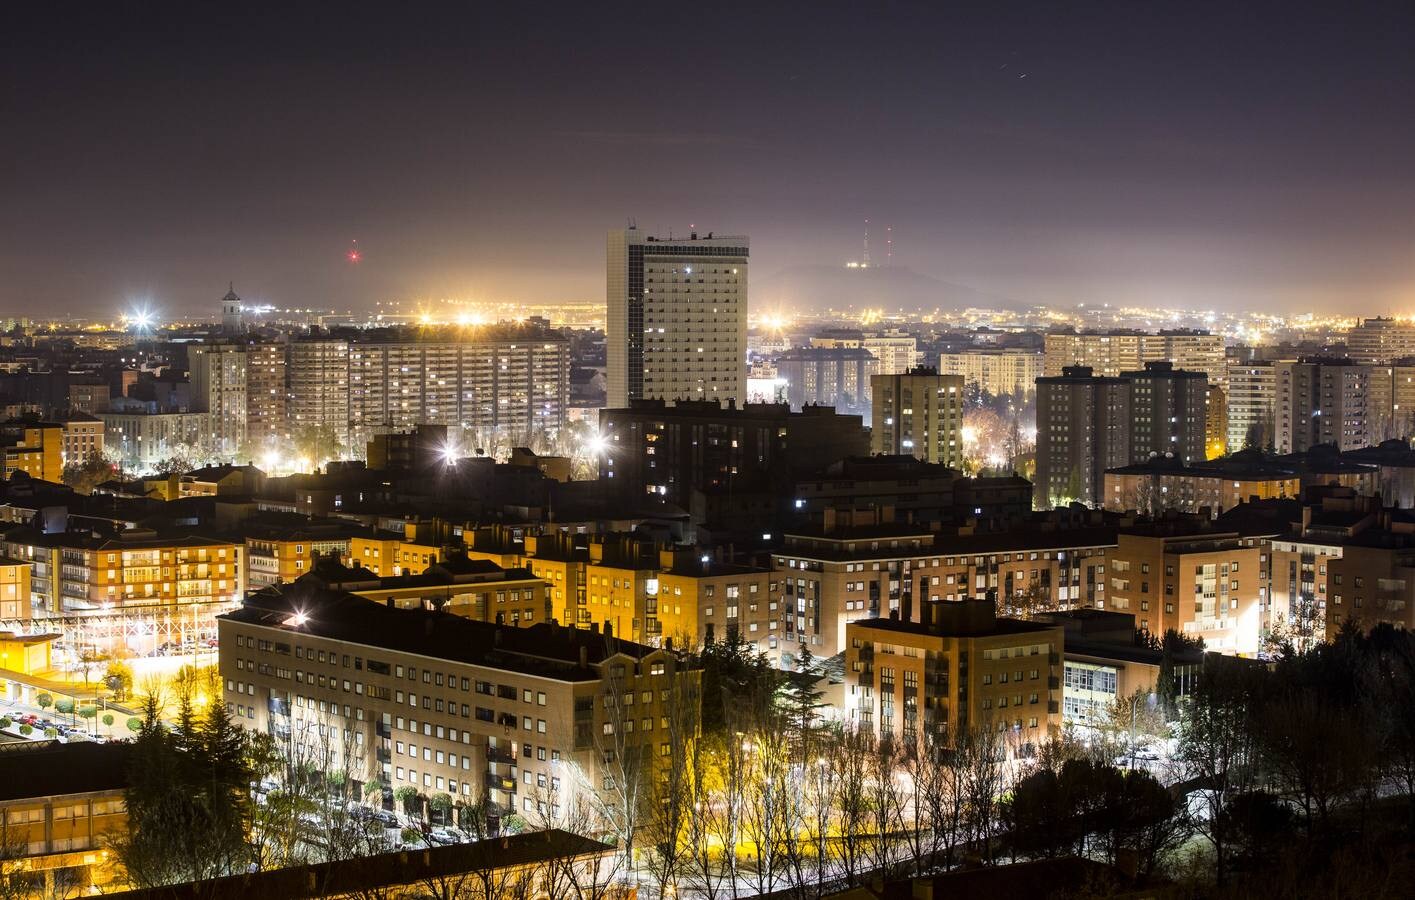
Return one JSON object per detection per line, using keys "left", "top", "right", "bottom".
{"left": 4, "top": 1, "right": 1414, "bottom": 317}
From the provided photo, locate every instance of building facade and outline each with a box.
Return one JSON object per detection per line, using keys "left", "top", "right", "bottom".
{"left": 937, "top": 348, "right": 1042, "bottom": 399}
{"left": 1274, "top": 359, "right": 1371, "bottom": 453}
{"left": 844, "top": 601, "right": 1063, "bottom": 753}
{"left": 606, "top": 228, "right": 748, "bottom": 408}
{"left": 189, "top": 341, "right": 249, "bottom": 455}
{"left": 870, "top": 368, "right": 965, "bottom": 467}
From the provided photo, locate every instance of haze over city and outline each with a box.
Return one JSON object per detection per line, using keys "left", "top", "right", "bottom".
{"left": 6, "top": 1, "right": 1415, "bottom": 316}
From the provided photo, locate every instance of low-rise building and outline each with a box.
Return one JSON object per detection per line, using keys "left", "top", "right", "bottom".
{"left": 844, "top": 600, "right": 1063, "bottom": 753}
{"left": 654, "top": 546, "right": 779, "bottom": 658}
{"left": 60, "top": 413, "right": 105, "bottom": 466}
{"left": 0, "top": 741, "right": 131, "bottom": 894}
{"left": 0, "top": 556, "right": 32, "bottom": 621}
{"left": 219, "top": 582, "right": 698, "bottom": 826}
{"left": 300, "top": 555, "right": 551, "bottom": 627}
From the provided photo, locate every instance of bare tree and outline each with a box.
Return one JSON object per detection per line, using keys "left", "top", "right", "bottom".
{"left": 956, "top": 724, "right": 1008, "bottom": 864}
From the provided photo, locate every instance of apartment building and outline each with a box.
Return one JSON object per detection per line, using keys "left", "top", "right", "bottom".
{"left": 98, "top": 409, "right": 208, "bottom": 470}
{"left": 347, "top": 331, "right": 569, "bottom": 448}
{"left": 1103, "top": 452, "right": 1301, "bottom": 517}
{"left": 774, "top": 518, "right": 1115, "bottom": 657}
{"left": 189, "top": 341, "right": 249, "bottom": 455}
{"left": 774, "top": 346, "right": 877, "bottom": 417}
{"left": 1274, "top": 359, "right": 1371, "bottom": 453}
{"left": 299, "top": 556, "right": 552, "bottom": 627}
{"left": 936, "top": 347, "right": 1042, "bottom": 399}
{"left": 0, "top": 742, "right": 130, "bottom": 894}
{"left": 219, "top": 583, "right": 698, "bottom": 824}
{"left": 870, "top": 368, "right": 965, "bottom": 468}
{"left": 607, "top": 228, "right": 748, "bottom": 408}
{"left": 1034, "top": 367, "right": 1132, "bottom": 508}
{"left": 0, "top": 557, "right": 32, "bottom": 621}
{"left": 1346, "top": 317, "right": 1415, "bottom": 364}
{"left": 844, "top": 600, "right": 1063, "bottom": 752}
{"left": 1124, "top": 361, "right": 1208, "bottom": 464}
{"left": 654, "top": 547, "right": 779, "bottom": 658}
{"left": 1104, "top": 524, "right": 1269, "bottom": 654}
{"left": 241, "top": 517, "right": 366, "bottom": 589}
{"left": 0, "top": 525, "right": 243, "bottom": 620}
{"left": 246, "top": 340, "right": 288, "bottom": 448}
{"left": 59, "top": 413, "right": 104, "bottom": 466}
{"left": 1225, "top": 360, "right": 1277, "bottom": 451}
{"left": 0, "top": 421, "right": 62, "bottom": 483}
{"left": 1044, "top": 330, "right": 1224, "bottom": 385}
{"left": 287, "top": 337, "right": 351, "bottom": 451}
{"left": 599, "top": 398, "right": 869, "bottom": 509}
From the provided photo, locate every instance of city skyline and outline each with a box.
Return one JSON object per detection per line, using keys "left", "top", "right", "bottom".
{"left": 5, "top": 2, "right": 1415, "bottom": 317}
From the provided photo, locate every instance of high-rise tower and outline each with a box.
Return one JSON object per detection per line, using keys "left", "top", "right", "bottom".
{"left": 606, "top": 227, "right": 748, "bottom": 409}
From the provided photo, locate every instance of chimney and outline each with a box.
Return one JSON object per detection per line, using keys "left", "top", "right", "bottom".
{"left": 578, "top": 645, "right": 588, "bottom": 667}
{"left": 604, "top": 621, "right": 613, "bottom": 639}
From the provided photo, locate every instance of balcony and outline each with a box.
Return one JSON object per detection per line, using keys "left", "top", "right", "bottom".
{"left": 375, "top": 747, "right": 391, "bottom": 763}
{"left": 486, "top": 772, "right": 517, "bottom": 793}
{"left": 375, "top": 721, "right": 391, "bottom": 738}
{"left": 486, "top": 743, "right": 516, "bottom": 764}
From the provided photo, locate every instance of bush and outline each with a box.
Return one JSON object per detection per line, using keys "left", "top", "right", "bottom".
{"left": 19, "top": 724, "right": 32, "bottom": 736}
{"left": 127, "top": 717, "right": 142, "bottom": 733}
{"left": 43, "top": 727, "right": 57, "bottom": 739}
{"left": 0, "top": 717, "right": 11, "bottom": 730}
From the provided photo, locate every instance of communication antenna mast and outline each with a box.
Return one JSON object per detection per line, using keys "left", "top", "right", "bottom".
{"left": 862, "top": 218, "right": 871, "bottom": 268}
{"left": 886, "top": 225, "right": 893, "bottom": 266}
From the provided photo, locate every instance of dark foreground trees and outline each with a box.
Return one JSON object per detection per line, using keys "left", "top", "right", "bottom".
{"left": 111, "top": 698, "right": 254, "bottom": 887}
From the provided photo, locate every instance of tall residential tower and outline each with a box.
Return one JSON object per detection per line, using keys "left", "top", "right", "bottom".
{"left": 606, "top": 228, "right": 748, "bottom": 408}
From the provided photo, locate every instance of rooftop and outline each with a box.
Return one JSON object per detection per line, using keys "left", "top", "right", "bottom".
{"left": 222, "top": 581, "right": 670, "bottom": 682}
{"left": 0, "top": 740, "right": 131, "bottom": 802}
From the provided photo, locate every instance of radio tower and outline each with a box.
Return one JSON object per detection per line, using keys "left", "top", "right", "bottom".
{"left": 862, "top": 218, "right": 871, "bottom": 268}
{"left": 886, "top": 225, "right": 893, "bottom": 266}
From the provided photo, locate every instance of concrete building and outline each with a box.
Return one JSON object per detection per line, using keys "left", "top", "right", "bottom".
{"left": 606, "top": 227, "right": 748, "bottom": 408}
{"left": 66, "top": 380, "right": 111, "bottom": 415}
{"left": 1104, "top": 523, "right": 1269, "bottom": 654}
{"left": 810, "top": 329, "right": 919, "bottom": 376}
{"left": 870, "top": 367, "right": 965, "bottom": 468}
{"left": 98, "top": 409, "right": 208, "bottom": 470}
{"left": 1363, "top": 360, "right": 1415, "bottom": 443}
{"left": 774, "top": 346, "right": 876, "bottom": 417}
{"left": 287, "top": 337, "right": 351, "bottom": 452}
{"left": 1225, "top": 360, "right": 1277, "bottom": 451}
{"left": 844, "top": 600, "right": 1063, "bottom": 752}
{"left": 188, "top": 341, "right": 248, "bottom": 455}
{"left": 599, "top": 398, "right": 869, "bottom": 512}
{"left": 346, "top": 332, "right": 570, "bottom": 449}
{"left": 1346, "top": 317, "right": 1415, "bottom": 364}
{"left": 245, "top": 340, "right": 287, "bottom": 450}
{"left": 0, "top": 742, "right": 131, "bottom": 894}
{"left": 936, "top": 347, "right": 1042, "bottom": 398}
{"left": 0, "top": 557, "right": 32, "bottom": 621}
{"left": 1274, "top": 359, "right": 1371, "bottom": 453}
{"left": 1044, "top": 330, "right": 1224, "bottom": 385}
{"left": 0, "top": 525, "right": 243, "bottom": 642}
{"left": 1103, "top": 452, "right": 1301, "bottom": 517}
{"left": 774, "top": 517, "right": 1116, "bottom": 657}
{"left": 1122, "top": 361, "right": 1208, "bottom": 465}
{"left": 219, "top": 582, "right": 699, "bottom": 822}
{"left": 0, "top": 421, "right": 63, "bottom": 482}
{"left": 1034, "top": 367, "right": 1132, "bottom": 509}
{"left": 59, "top": 413, "right": 105, "bottom": 465}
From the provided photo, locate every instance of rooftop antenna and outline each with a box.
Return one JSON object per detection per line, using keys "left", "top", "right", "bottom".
{"left": 862, "top": 219, "right": 871, "bottom": 267}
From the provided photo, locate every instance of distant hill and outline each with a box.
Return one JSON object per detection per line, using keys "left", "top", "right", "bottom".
{"left": 753, "top": 264, "right": 1030, "bottom": 313}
